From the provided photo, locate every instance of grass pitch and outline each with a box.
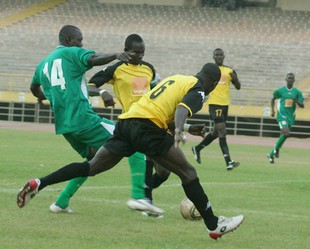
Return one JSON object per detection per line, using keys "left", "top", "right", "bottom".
{"left": 0, "top": 127, "right": 309, "bottom": 249}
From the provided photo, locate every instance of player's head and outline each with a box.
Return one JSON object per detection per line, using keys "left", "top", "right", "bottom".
{"left": 285, "top": 72, "right": 295, "bottom": 88}
{"left": 213, "top": 48, "right": 225, "bottom": 66}
{"left": 59, "top": 25, "right": 83, "bottom": 48}
{"left": 124, "top": 34, "right": 145, "bottom": 65}
{"left": 196, "top": 63, "right": 221, "bottom": 95}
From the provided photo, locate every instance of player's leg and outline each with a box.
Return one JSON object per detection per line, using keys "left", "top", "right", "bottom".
{"left": 214, "top": 106, "right": 239, "bottom": 170}
{"left": 127, "top": 152, "right": 146, "bottom": 200}
{"left": 50, "top": 119, "right": 115, "bottom": 213}
{"left": 192, "top": 133, "right": 217, "bottom": 164}
{"left": 144, "top": 157, "right": 154, "bottom": 201}
{"left": 17, "top": 145, "right": 123, "bottom": 208}
{"left": 127, "top": 152, "right": 164, "bottom": 215}
{"left": 267, "top": 118, "right": 289, "bottom": 162}
{"left": 192, "top": 105, "right": 218, "bottom": 164}
{"left": 152, "top": 146, "right": 244, "bottom": 239}
{"left": 152, "top": 164, "right": 170, "bottom": 189}
{"left": 274, "top": 126, "right": 290, "bottom": 158}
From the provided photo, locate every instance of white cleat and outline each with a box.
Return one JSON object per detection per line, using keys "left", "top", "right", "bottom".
{"left": 208, "top": 215, "right": 244, "bottom": 240}
{"left": 17, "top": 179, "right": 40, "bottom": 208}
{"left": 126, "top": 198, "right": 164, "bottom": 215}
{"left": 49, "top": 202, "right": 74, "bottom": 214}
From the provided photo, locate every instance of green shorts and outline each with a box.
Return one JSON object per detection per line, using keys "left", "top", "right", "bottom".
{"left": 277, "top": 115, "right": 294, "bottom": 130}
{"left": 63, "top": 118, "right": 115, "bottom": 158}
{"left": 105, "top": 118, "right": 174, "bottom": 157}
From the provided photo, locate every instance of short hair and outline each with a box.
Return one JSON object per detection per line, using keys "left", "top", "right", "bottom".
{"left": 125, "top": 34, "right": 143, "bottom": 49}
{"left": 213, "top": 48, "right": 224, "bottom": 54}
{"left": 200, "top": 63, "right": 221, "bottom": 82}
{"left": 59, "top": 25, "right": 80, "bottom": 43}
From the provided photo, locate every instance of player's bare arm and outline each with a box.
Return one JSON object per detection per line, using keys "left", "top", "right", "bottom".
{"left": 88, "top": 52, "right": 132, "bottom": 66}
{"left": 30, "top": 83, "right": 46, "bottom": 103}
{"left": 230, "top": 70, "right": 241, "bottom": 90}
{"left": 270, "top": 97, "right": 276, "bottom": 117}
{"left": 293, "top": 98, "right": 304, "bottom": 108}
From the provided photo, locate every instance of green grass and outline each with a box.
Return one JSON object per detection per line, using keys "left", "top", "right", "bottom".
{"left": 0, "top": 128, "right": 309, "bottom": 249}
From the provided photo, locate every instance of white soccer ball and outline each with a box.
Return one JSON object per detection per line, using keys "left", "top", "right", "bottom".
{"left": 179, "top": 197, "right": 202, "bottom": 221}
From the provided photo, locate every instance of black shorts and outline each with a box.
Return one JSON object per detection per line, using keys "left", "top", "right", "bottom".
{"left": 104, "top": 119, "right": 174, "bottom": 157}
{"left": 209, "top": 104, "right": 229, "bottom": 124}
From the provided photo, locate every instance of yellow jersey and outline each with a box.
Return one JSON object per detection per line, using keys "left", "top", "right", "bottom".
{"left": 119, "top": 75, "right": 205, "bottom": 129}
{"left": 208, "top": 65, "right": 233, "bottom": 106}
{"left": 89, "top": 61, "right": 155, "bottom": 112}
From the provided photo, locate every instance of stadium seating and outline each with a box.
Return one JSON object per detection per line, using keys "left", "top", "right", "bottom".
{"left": 0, "top": 0, "right": 309, "bottom": 107}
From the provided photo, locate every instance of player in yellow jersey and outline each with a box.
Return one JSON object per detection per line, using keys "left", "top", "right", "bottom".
{"left": 192, "top": 48, "right": 241, "bottom": 170}
{"left": 87, "top": 34, "right": 163, "bottom": 216}
{"left": 18, "top": 63, "right": 245, "bottom": 240}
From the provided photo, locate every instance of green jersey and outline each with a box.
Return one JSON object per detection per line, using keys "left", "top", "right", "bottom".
{"left": 32, "top": 46, "right": 101, "bottom": 134}
{"left": 274, "top": 86, "right": 304, "bottom": 125}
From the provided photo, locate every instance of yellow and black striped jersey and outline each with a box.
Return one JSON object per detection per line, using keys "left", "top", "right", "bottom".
{"left": 119, "top": 75, "right": 206, "bottom": 129}
{"left": 89, "top": 61, "right": 155, "bottom": 112}
{"left": 208, "top": 65, "right": 233, "bottom": 106}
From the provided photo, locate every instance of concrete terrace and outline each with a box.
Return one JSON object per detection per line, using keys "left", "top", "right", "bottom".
{"left": 0, "top": 0, "right": 309, "bottom": 107}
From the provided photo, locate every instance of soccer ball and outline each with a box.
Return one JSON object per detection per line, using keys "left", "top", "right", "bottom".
{"left": 179, "top": 197, "right": 202, "bottom": 221}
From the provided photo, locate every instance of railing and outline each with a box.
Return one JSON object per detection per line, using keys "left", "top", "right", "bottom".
{"left": 1, "top": 101, "right": 309, "bottom": 138}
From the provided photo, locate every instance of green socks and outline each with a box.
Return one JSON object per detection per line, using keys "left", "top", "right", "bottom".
{"left": 270, "top": 135, "right": 286, "bottom": 155}
{"left": 56, "top": 176, "right": 88, "bottom": 208}
{"left": 128, "top": 152, "right": 146, "bottom": 200}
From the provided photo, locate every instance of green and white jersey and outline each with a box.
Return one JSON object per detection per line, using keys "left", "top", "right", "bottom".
{"left": 274, "top": 86, "right": 304, "bottom": 125}
{"left": 32, "top": 46, "right": 101, "bottom": 134}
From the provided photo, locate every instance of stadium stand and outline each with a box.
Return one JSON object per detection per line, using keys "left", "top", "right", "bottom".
{"left": 0, "top": 0, "right": 309, "bottom": 112}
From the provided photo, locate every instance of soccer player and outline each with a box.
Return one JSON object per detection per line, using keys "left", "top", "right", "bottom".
{"left": 52, "top": 33, "right": 162, "bottom": 215}
{"left": 18, "top": 63, "right": 245, "bottom": 240}
{"left": 30, "top": 25, "right": 163, "bottom": 215}
{"left": 267, "top": 72, "right": 304, "bottom": 163}
{"left": 192, "top": 48, "right": 241, "bottom": 170}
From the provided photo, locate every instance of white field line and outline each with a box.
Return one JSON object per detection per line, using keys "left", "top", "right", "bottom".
{"left": 2, "top": 179, "right": 309, "bottom": 193}
{"left": 4, "top": 181, "right": 309, "bottom": 220}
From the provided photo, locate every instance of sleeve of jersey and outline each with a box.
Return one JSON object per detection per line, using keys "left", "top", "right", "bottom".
{"left": 88, "top": 64, "right": 117, "bottom": 87}
{"left": 77, "top": 48, "right": 95, "bottom": 70}
{"left": 179, "top": 88, "right": 204, "bottom": 117}
{"left": 31, "top": 61, "right": 45, "bottom": 85}
{"left": 273, "top": 89, "right": 280, "bottom": 99}
{"left": 297, "top": 90, "right": 304, "bottom": 102}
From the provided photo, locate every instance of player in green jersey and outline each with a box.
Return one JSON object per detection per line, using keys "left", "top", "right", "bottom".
{"left": 267, "top": 72, "right": 304, "bottom": 163}
{"left": 192, "top": 48, "right": 241, "bottom": 170}
{"left": 30, "top": 25, "right": 163, "bottom": 215}
{"left": 18, "top": 63, "right": 245, "bottom": 240}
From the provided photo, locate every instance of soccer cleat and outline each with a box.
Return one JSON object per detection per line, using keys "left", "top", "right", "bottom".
{"left": 208, "top": 215, "right": 244, "bottom": 240}
{"left": 17, "top": 179, "right": 40, "bottom": 208}
{"left": 267, "top": 154, "right": 275, "bottom": 164}
{"left": 191, "top": 146, "right": 201, "bottom": 164}
{"left": 127, "top": 198, "right": 164, "bottom": 215}
{"left": 274, "top": 147, "right": 279, "bottom": 158}
{"left": 226, "top": 161, "right": 240, "bottom": 170}
{"left": 49, "top": 202, "right": 74, "bottom": 214}
{"left": 141, "top": 211, "right": 164, "bottom": 218}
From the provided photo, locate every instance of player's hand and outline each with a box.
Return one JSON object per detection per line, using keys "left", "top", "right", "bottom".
{"left": 174, "top": 128, "right": 187, "bottom": 148}
{"left": 188, "top": 124, "right": 208, "bottom": 137}
{"left": 37, "top": 98, "right": 45, "bottom": 105}
{"left": 116, "top": 52, "right": 133, "bottom": 62}
{"left": 100, "top": 91, "right": 116, "bottom": 108}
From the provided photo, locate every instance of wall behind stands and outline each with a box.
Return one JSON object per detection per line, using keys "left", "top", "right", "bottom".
{"left": 98, "top": 0, "right": 200, "bottom": 6}
{"left": 98, "top": 0, "right": 310, "bottom": 10}
{"left": 277, "top": 0, "right": 310, "bottom": 11}
{"left": 1, "top": 101, "right": 309, "bottom": 138}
